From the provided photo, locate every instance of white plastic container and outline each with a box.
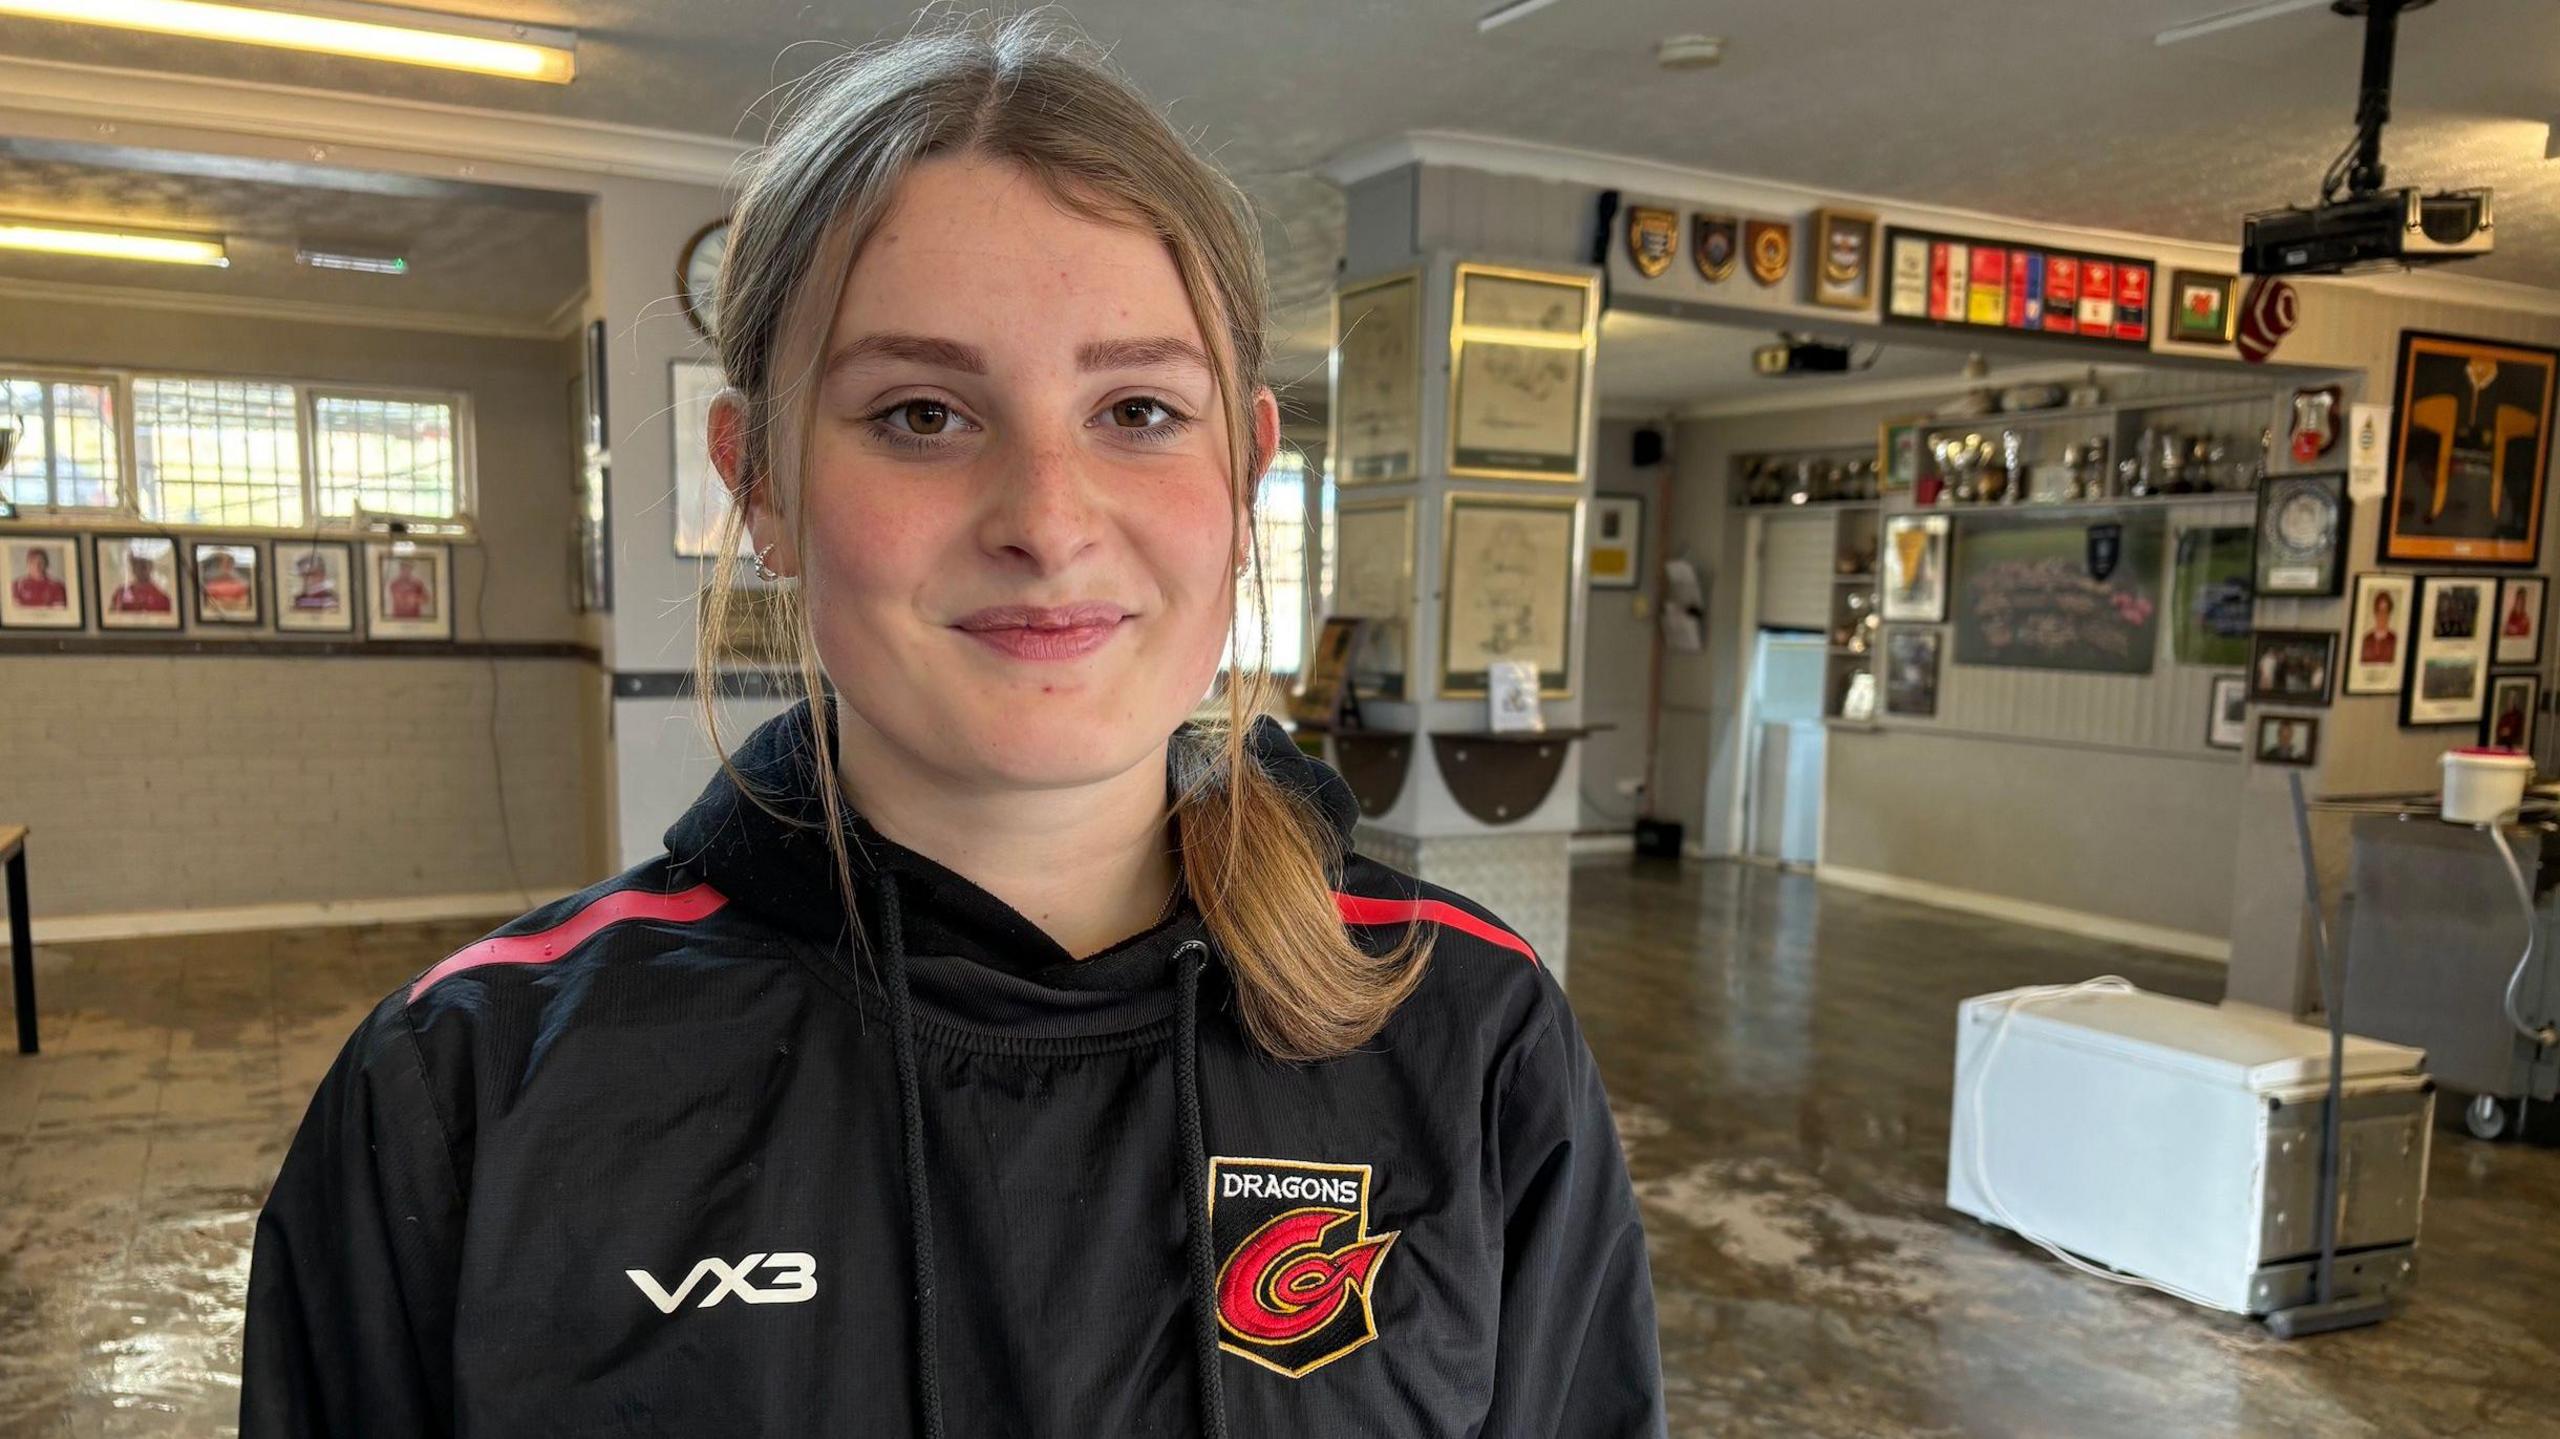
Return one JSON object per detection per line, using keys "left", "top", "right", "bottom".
{"left": 2441, "top": 747, "right": 2533, "bottom": 825}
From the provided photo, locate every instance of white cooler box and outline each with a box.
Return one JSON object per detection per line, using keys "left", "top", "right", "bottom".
{"left": 1947, "top": 986, "right": 2434, "bottom": 1316}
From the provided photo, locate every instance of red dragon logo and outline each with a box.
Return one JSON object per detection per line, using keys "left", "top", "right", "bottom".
{"left": 1208, "top": 1158, "right": 1399, "bottom": 1377}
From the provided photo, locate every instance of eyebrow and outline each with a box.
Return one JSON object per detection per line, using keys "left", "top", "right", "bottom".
{"left": 820, "top": 331, "right": 1212, "bottom": 382}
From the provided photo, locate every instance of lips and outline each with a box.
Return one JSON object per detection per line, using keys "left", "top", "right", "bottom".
{"left": 952, "top": 601, "right": 1131, "bottom": 662}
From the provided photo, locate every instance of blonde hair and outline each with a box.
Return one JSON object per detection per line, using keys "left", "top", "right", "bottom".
{"left": 694, "top": 12, "right": 1429, "bottom": 1061}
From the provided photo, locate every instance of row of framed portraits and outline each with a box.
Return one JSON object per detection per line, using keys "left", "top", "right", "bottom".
{"left": 1331, "top": 264, "right": 1601, "bottom": 490}
{"left": 0, "top": 533, "right": 455, "bottom": 641}
{"left": 2246, "top": 572, "right": 2544, "bottom": 729}
{"left": 1328, "top": 491, "right": 1582, "bottom": 702}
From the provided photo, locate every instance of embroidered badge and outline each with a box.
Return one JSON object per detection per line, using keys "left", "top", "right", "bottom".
{"left": 1209, "top": 1157, "right": 1398, "bottom": 1378}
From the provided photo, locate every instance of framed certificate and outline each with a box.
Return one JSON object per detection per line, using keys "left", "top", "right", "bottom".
{"left": 1438, "top": 491, "right": 1579, "bottom": 697}
{"left": 1331, "top": 496, "right": 1415, "bottom": 700}
{"left": 1447, "top": 263, "right": 1597, "bottom": 482}
{"left": 1330, "top": 270, "right": 1421, "bottom": 486}
{"left": 2254, "top": 471, "right": 2349, "bottom": 597}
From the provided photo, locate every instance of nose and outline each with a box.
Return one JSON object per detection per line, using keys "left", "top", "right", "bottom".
{"left": 975, "top": 434, "right": 1104, "bottom": 574}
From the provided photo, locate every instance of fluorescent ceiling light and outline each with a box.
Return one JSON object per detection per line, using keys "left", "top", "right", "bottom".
{"left": 2155, "top": 0, "right": 2330, "bottom": 47}
{"left": 1478, "top": 0, "right": 1566, "bottom": 34}
{"left": 0, "top": 0, "right": 577, "bottom": 83}
{"left": 296, "top": 244, "right": 408, "bottom": 274}
{"left": 0, "top": 219, "right": 229, "bottom": 267}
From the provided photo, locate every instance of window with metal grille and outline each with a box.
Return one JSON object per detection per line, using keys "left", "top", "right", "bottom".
{"left": 1, "top": 373, "right": 123, "bottom": 511}
{"left": 313, "top": 391, "right": 461, "bottom": 520}
{"left": 133, "top": 376, "right": 304, "bottom": 528}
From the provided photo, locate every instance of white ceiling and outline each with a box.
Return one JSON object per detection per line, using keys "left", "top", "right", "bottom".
{"left": 2, "top": 0, "right": 2555, "bottom": 372}
{"left": 0, "top": 142, "right": 587, "bottom": 329}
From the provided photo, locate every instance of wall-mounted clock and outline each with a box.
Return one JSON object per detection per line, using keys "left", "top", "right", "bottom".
{"left": 678, "top": 218, "right": 729, "bottom": 340}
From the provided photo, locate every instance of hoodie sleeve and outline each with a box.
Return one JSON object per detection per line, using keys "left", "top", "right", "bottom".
{"left": 240, "top": 991, "right": 466, "bottom": 1437}
{"left": 1489, "top": 977, "right": 1667, "bottom": 1437}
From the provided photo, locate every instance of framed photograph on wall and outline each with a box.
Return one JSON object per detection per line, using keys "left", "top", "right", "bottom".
{"left": 92, "top": 534, "right": 180, "bottom": 631}
{"left": 1880, "top": 513, "right": 1950, "bottom": 623}
{"left": 2383, "top": 330, "right": 2558, "bottom": 567}
{"left": 1332, "top": 496, "right": 1414, "bottom": 700}
{"left": 2344, "top": 572, "right": 2415, "bottom": 695}
{"left": 2484, "top": 672, "right": 2541, "bottom": 752}
{"left": 1438, "top": 491, "right": 1578, "bottom": 697}
{"left": 2207, "top": 673, "right": 2248, "bottom": 751}
{"left": 366, "top": 542, "right": 454, "bottom": 641}
{"left": 2249, "top": 629, "right": 2336, "bottom": 707}
{"left": 2406, "top": 574, "right": 2496, "bottom": 727}
{"left": 189, "top": 541, "right": 263, "bottom": 627}
{"left": 273, "top": 540, "right": 357, "bottom": 634}
{"left": 0, "top": 535, "right": 82, "bottom": 630}
{"left": 1447, "top": 263, "right": 1597, "bottom": 482}
{"left": 2495, "top": 576, "right": 2547, "bottom": 668}
{"left": 1883, "top": 628, "right": 1940, "bottom": 717}
{"left": 1330, "top": 269, "right": 1421, "bottom": 486}
{"left": 2255, "top": 713, "right": 2320, "bottom": 767}
{"left": 1588, "top": 494, "right": 1644, "bottom": 590}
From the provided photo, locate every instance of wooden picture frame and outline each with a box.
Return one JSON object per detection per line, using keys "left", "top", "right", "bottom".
{"left": 188, "top": 540, "right": 264, "bottom": 627}
{"left": 2249, "top": 628, "right": 2337, "bottom": 707}
{"left": 2484, "top": 672, "right": 2541, "bottom": 752}
{"left": 0, "top": 534, "right": 83, "bottom": 630}
{"left": 2344, "top": 572, "right": 2415, "bottom": 695}
{"left": 2167, "top": 269, "right": 2238, "bottom": 346}
{"left": 1437, "top": 491, "right": 1579, "bottom": 698}
{"left": 2405, "top": 574, "right": 2496, "bottom": 727}
{"left": 2255, "top": 713, "right": 2320, "bottom": 767}
{"left": 92, "top": 533, "right": 181, "bottom": 631}
{"left": 1330, "top": 269, "right": 1423, "bottom": 488}
{"left": 2382, "top": 330, "right": 2558, "bottom": 568}
{"left": 1446, "top": 262, "right": 1598, "bottom": 483}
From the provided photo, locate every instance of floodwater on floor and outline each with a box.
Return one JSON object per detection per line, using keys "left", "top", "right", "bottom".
{"left": 2, "top": 861, "right": 2556, "bottom": 1435}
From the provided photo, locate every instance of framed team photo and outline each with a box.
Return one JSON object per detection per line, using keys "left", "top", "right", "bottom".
{"left": 2405, "top": 574, "right": 2496, "bottom": 727}
{"left": 365, "top": 542, "right": 454, "bottom": 641}
{"left": 0, "top": 535, "right": 84, "bottom": 630}
{"left": 93, "top": 534, "right": 181, "bottom": 631}
{"left": 190, "top": 541, "right": 264, "bottom": 626}
{"left": 274, "top": 540, "right": 357, "bottom": 634}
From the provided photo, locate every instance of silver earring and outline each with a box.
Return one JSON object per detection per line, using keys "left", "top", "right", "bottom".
{"left": 753, "top": 542, "right": 783, "bottom": 582}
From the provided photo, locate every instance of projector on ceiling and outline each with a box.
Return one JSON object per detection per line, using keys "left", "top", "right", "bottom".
{"left": 2238, "top": 0, "right": 2491, "bottom": 277}
{"left": 2243, "top": 187, "right": 2492, "bottom": 278}
{"left": 1753, "top": 337, "right": 1853, "bottom": 377}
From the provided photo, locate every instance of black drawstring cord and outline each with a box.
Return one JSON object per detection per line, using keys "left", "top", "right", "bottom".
{"left": 876, "top": 873, "right": 947, "bottom": 1439}
{"left": 1173, "top": 938, "right": 1229, "bottom": 1439}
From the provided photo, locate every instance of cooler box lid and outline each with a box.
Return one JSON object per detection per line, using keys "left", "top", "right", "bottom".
{"left": 1963, "top": 987, "right": 2427, "bottom": 1092}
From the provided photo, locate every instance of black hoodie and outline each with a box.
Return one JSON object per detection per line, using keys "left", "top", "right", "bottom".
{"left": 241, "top": 700, "right": 1664, "bottom": 1436}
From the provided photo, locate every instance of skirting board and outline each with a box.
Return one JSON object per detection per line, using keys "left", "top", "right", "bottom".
{"left": 1814, "top": 864, "right": 2230, "bottom": 964}
{"left": 31, "top": 888, "right": 572, "bottom": 946}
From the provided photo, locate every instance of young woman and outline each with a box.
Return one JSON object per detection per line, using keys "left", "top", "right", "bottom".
{"left": 242, "top": 16, "right": 1661, "bottom": 1436}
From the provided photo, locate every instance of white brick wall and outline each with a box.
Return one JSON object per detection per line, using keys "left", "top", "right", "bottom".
{"left": 0, "top": 655, "right": 601, "bottom": 918}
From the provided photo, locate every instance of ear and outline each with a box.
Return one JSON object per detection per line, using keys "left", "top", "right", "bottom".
{"left": 1238, "top": 386, "right": 1282, "bottom": 574}
{"left": 709, "top": 388, "right": 794, "bottom": 577}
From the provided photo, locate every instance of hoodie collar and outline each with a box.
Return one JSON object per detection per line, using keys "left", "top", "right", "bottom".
{"left": 662, "top": 698, "right": 1358, "bottom": 991}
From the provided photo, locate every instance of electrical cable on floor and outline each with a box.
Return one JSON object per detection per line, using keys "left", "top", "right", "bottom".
{"left": 2480, "top": 816, "right": 2558, "bottom": 1051}
{"left": 1960, "top": 975, "right": 2227, "bottom": 1312}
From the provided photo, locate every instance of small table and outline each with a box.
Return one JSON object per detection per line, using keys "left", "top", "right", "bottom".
{"left": 2, "top": 826, "right": 31, "bottom": 1055}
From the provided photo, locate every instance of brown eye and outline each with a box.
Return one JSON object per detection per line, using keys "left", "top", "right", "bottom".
{"left": 1111, "top": 398, "right": 1169, "bottom": 429}
{"left": 898, "top": 400, "right": 951, "bottom": 435}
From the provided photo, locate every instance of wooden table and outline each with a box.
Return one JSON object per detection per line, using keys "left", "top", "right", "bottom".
{"left": 2, "top": 826, "right": 31, "bottom": 1054}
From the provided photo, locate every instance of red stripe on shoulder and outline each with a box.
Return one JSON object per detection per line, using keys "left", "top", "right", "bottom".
{"left": 1333, "top": 891, "right": 1539, "bottom": 965}
{"left": 408, "top": 883, "right": 729, "bottom": 1003}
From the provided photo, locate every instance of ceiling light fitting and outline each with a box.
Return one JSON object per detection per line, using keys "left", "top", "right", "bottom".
{"left": 0, "top": 218, "right": 229, "bottom": 266}
{"left": 0, "top": 0, "right": 577, "bottom": 83}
